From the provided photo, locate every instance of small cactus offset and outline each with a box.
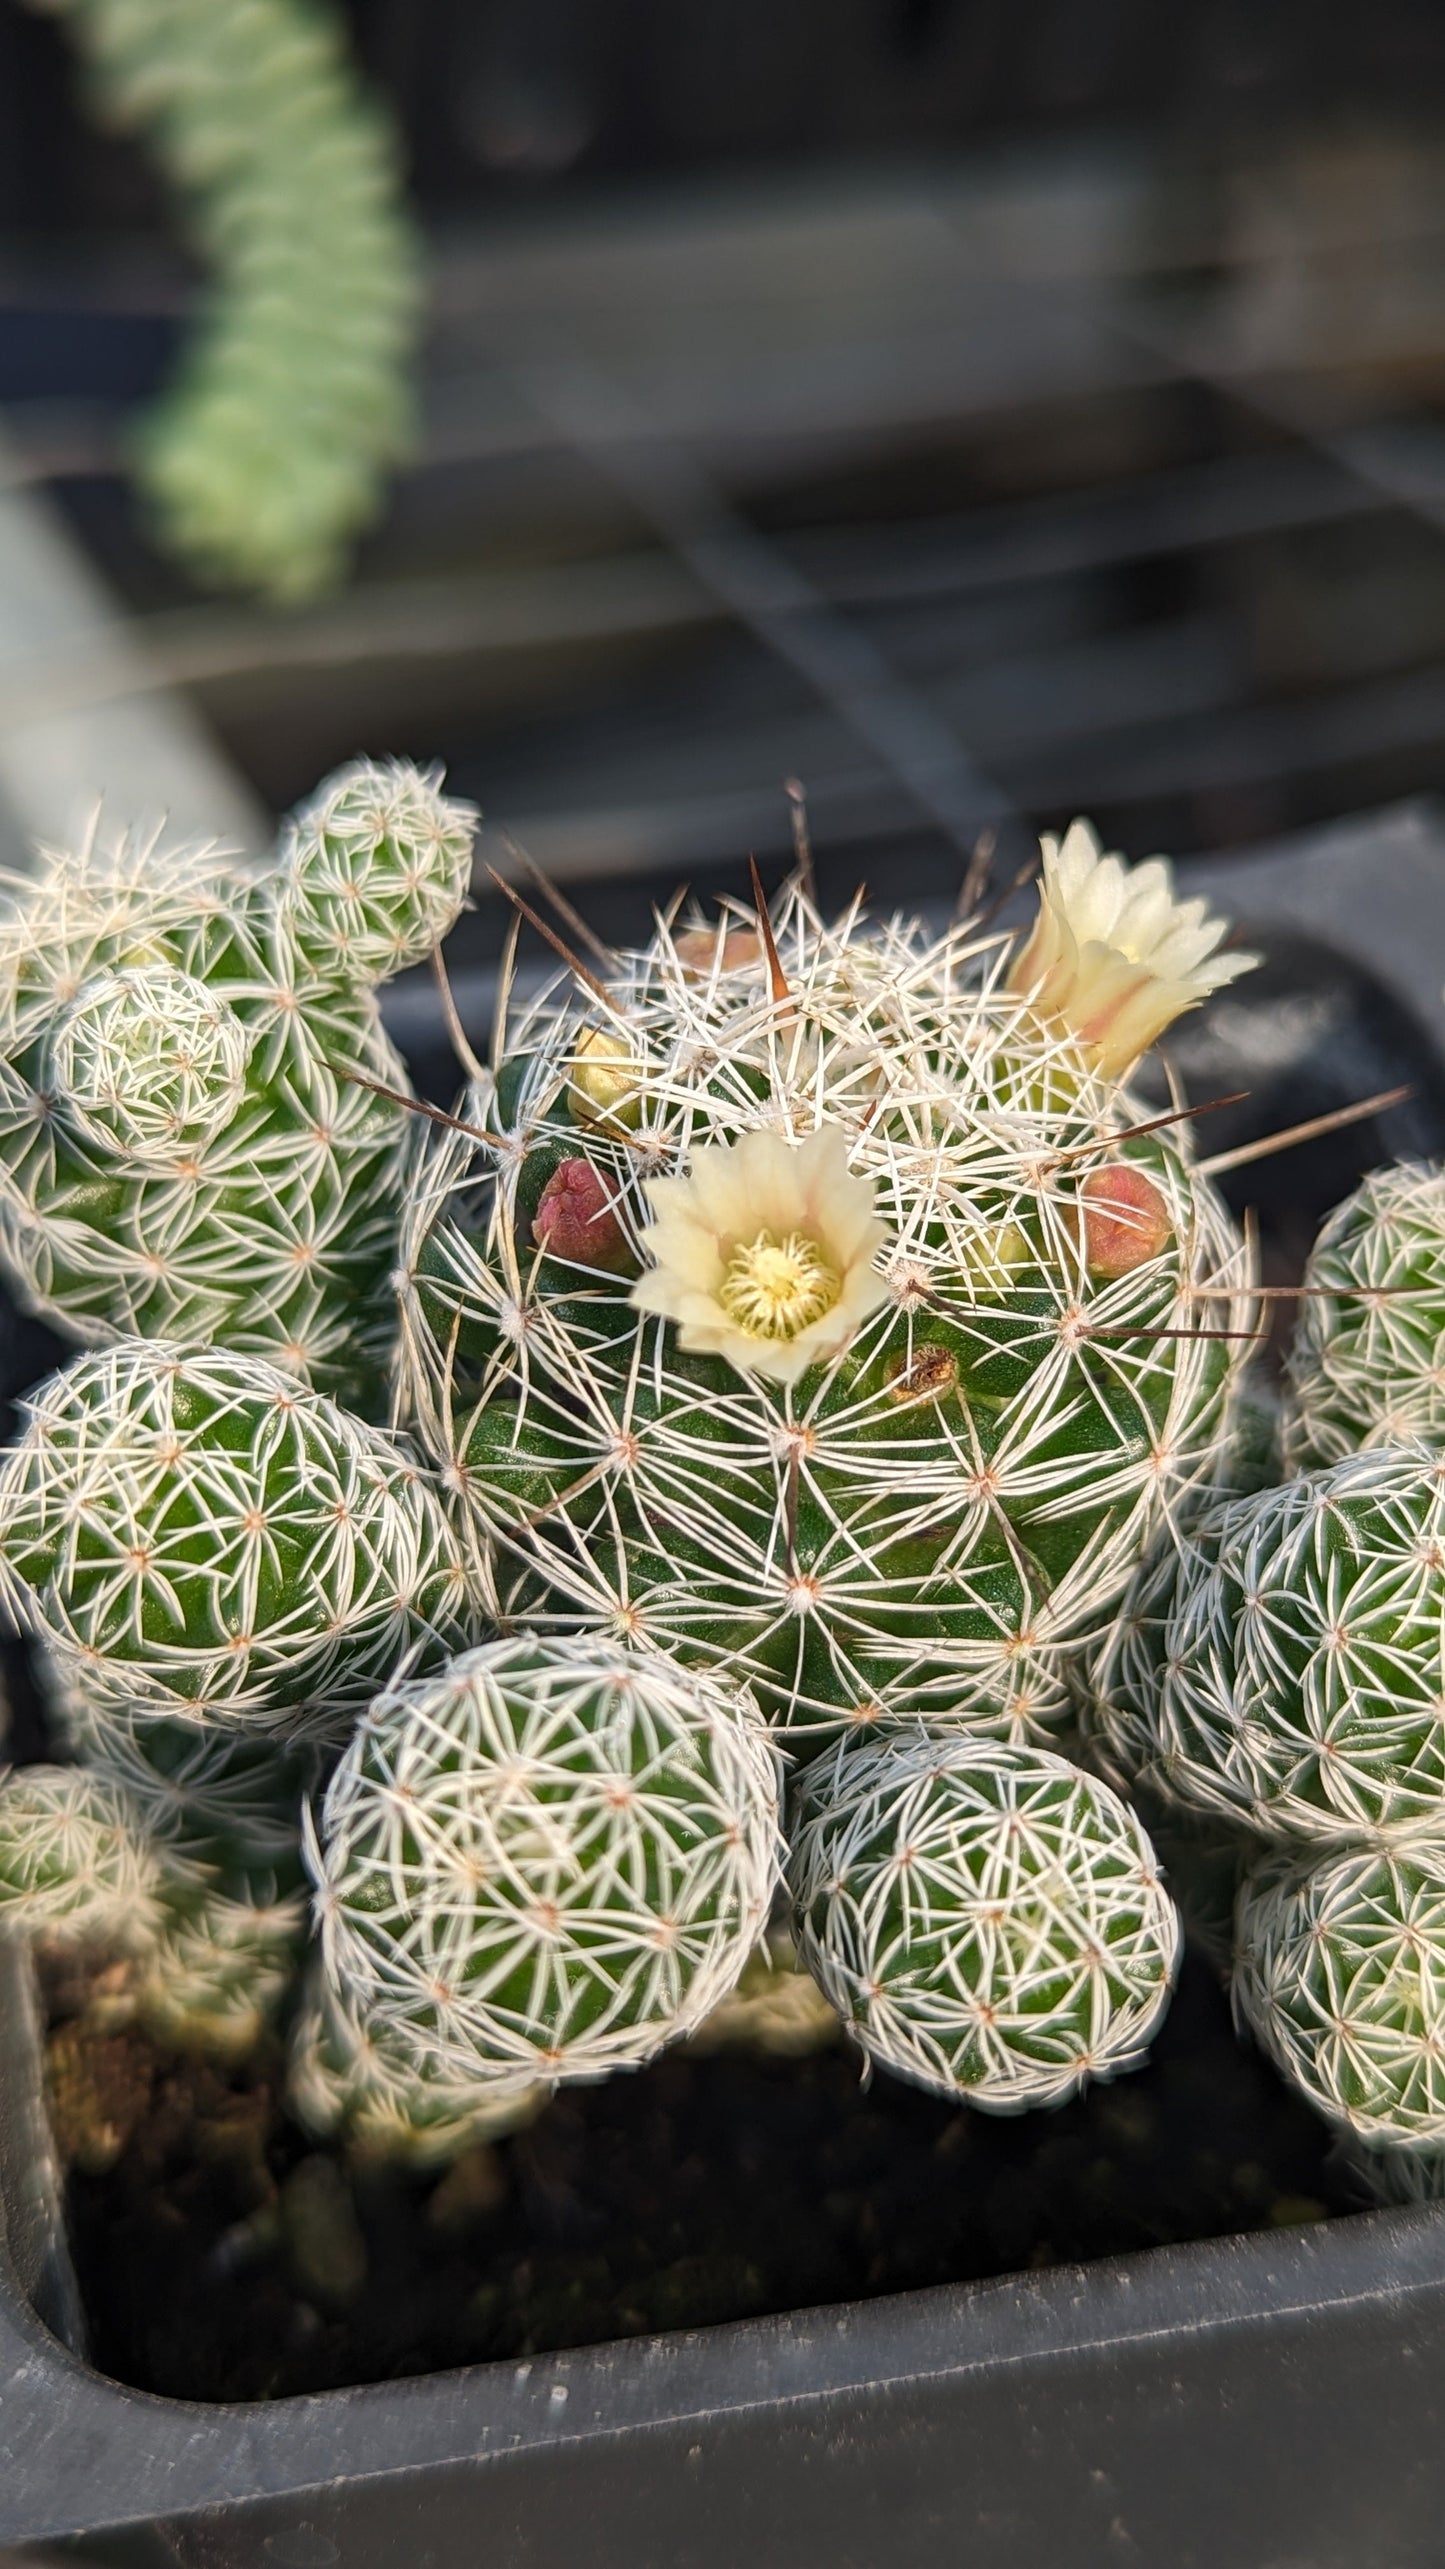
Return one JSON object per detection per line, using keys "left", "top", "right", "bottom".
{"left": 1234, "top": 1836, "right": 1445, "bottom": 2150}
{"left": 397, "top": 824, "right": 1256, "bottom": 1745}
{"left": 1286, "top": 1161, "right": 1445, "bottom": 1470}
{"left": 290, "top": 1970, "right": 543, "bottom": 2166}
{"left": 1100, "top": 1447, "right": 1445, "bottom": 1845}
{"left": 0, "top": 1341, "right": 470, "bottom": 1732}
{"left": 0, "top": 759, "right": 474, "bottom": 1403}
{"left": 790, "top": 1732, "right": 1181, "bottom": 2110}
{"left": 0, "top": 1764, "right": 158, "bottom": 1949}
{"left": 301, "top": 1635, "right": 783, "bottom": 2120}
{"left": 50, "top": 1667, "right": 313, "bottom": 2056}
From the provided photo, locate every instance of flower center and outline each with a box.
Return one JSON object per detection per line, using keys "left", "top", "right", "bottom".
{"left": 719, "top": 1228, "right": 840, "bottom": 1341}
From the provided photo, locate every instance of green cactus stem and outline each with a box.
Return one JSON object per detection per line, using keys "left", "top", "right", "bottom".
{"left": 396, "top": 867, "right": 1254, "bottom": 1747}
{"left": 305, "top": 1635, "right": 783, "bottom": 2108}
{"left": 1286, "top": 1161, "right": 1445, "bottom": 1469}
{"left": 1235, "top": 1835, "right": 1445, "bottom": 2150}
{"left": 1105, "top": 1446, "right": 1445, "bottom": 1844}
{"left": 0, "top": 1340, "right": 470, "bottom": 1731}
{"left": 790, "top": 1730, "right": 1181, "bottom": 2111}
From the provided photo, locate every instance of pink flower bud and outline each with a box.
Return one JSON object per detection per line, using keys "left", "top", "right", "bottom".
{"left": 533, "top": 1159, "right": 635, "bottom": 1273}
{"left": 1079, "top": 1164, "right": 1173, "bottom": 1278}
{"left": 674, "top": 927, "right": 763, "bottom": 977}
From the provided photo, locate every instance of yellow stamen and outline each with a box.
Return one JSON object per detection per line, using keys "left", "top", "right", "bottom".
{"left": 719, "top": 1229, "right": 840, "bottom": 1342}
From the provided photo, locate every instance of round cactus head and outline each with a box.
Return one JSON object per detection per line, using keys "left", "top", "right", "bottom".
{"left": 308, "top": 1635, "right": 783, "bottom": 2095}
{"left": 0, "top": 760, "right": 475, "bottom": 1398}
{"left": 398, "top": 861, "right": 1254, "bottom": 1747}
{"left": 789, "top": 1731, "right": 1180, "bottom": 2111}
{"left": 0, "top": 1341, "right": 468, "bottom": 1731}
{"left": 48, "top": 965, "right": 253, "bottom": 1165}
{"left": 1130, "top": 1445, "right": 1445, "bottom": 1844}
{"left": 1286, "top": 1161, "right": 1445, "bottom": 1469}
{"left": 277, "top": 760, "right": 476, "bottom": 986}
{"left": 1234, "top": 1836, "right": 1445, "bottom": 2150}
{"left": 0, "top": 1764, "right": 157, "bottom": 1947}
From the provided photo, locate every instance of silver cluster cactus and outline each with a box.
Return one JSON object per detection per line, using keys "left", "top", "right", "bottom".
{"left": 296, "top": 1635, "right": 782, "bottom": 2151}
{"left": 3, "top": 787, "right": 1336, "bottom": 2154}
{"left": 0, "top": 1341, "right": 471, "bottom": 1730}
{"left": 791, "top": 1733, "right": 1180, "bottom": 2110}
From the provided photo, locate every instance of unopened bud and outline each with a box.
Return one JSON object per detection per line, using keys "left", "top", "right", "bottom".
{"left": 1078, "top": 1164, "right": 1173, "bottom": 1278}
{"left": 533, "top": 1159, "right": 635, "bottom": 1273}
{"left": 568, "top": 1027, "right": 643, "bottom": 1130}
{"left": 674, "top": 927, "right": 764, "bottom": 978}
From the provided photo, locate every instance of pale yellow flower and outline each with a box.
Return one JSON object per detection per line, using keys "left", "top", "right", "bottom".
{"left": 1008, "top": 819, "right": 1256, "bottom": 1078}
{"left": 632, "top": 1124, "right": 889, "bottom": 1386}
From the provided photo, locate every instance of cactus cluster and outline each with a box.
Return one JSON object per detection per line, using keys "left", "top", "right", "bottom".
{"left": 0, "top": 759, "right": 475, "bottom": 1404}
{"left": 35, "top": 787, "right": 1435, "bottom": 2179}
{"left": 1090, "top": 1154, "right": 1445, "bottom": 2167}
{"left": 31, "top": 0, "right": 419, "bottom": 599}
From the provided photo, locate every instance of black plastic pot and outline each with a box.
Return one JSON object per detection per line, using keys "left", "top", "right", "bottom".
{"left": 6, "top": 802, "right": 1445, "bottom": 2569}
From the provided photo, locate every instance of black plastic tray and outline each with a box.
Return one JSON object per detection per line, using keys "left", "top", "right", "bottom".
{"left": 6, "top": 801, "right": 1445, "bottom": 2567}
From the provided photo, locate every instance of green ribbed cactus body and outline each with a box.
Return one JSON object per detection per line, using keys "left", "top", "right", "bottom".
{"left": 51, "top": 1668, "right": 312, "bottom": 2056}
{"left": 305, "top": 1636, "right": 782, "bottom": 2114}
{"left": 1106, "top": 1448, "right": 1445, "bottom": 1844}
{"left": 0, "top": 761, "right": 474, "bottom": 1402}
{"left": 789, "top": 1731, "right": 1180, "bottom": 2110}
{"left": 397, "top": 893, "right": 1253, "bottom": 1746}
{"left": 0, "top": 1342, "right": 469, "bottom": 1732}
{"left": 0, "top": 1765, "right": 157, "bottom": 1948}
{"left": 1235, "top": 1836, "right": 1445, "bottom": 2150}
{"left": 1286, "top": 1161, "right": 1445, "bottom": 1469}
{"left": 290, "top": 1970, "right": 543, "bottom": 2165}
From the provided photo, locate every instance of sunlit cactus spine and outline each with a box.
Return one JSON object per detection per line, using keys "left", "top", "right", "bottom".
{"left": 1234, "top": 1835, "right": 1445, "bottom": 2151}
{"left": 300, "top": 1635, "right": 783, "bottom": 2135}
{"left": 789, "top": 1732, "right": 1181, "bottom": 2111}
{"left": 396, "top": 822, "right": 1256, "bottom": 1746}
{"left": 1102, "top": 1446, "right": 1445, "bottom": 1845}
{"left": 0, "top": 1340, "right": 470, "bottom": 1733}
{"left": 0, "top": 758, "right": 474, "bottom": 1403}
{"left": 1286, "top": 1161, "right": 1445, "bottom": 1470}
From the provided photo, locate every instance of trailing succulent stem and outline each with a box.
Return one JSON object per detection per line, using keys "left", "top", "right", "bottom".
{"left": 32, "top": 0, "right": 420, "bottom": 599}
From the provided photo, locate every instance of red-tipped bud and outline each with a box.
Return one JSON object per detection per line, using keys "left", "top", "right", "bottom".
{"left": 533, "top": 1159, "right": 635, "bottom": 1273}
{"left": 1079, "top": 1164, "right": 1173, "bottom": 1278}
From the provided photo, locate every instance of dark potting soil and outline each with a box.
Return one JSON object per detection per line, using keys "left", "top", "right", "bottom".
{"left": 51, "top": 1948, "right": 1356, "bottom": 2404}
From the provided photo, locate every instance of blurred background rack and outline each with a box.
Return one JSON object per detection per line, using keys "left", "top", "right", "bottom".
{"left": 4, "top": 3, "right": 1445, "bottom": 971}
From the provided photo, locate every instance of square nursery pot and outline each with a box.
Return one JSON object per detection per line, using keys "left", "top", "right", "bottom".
{"left": 6, "top": 804, "right": 1445, "bottom": 2569}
